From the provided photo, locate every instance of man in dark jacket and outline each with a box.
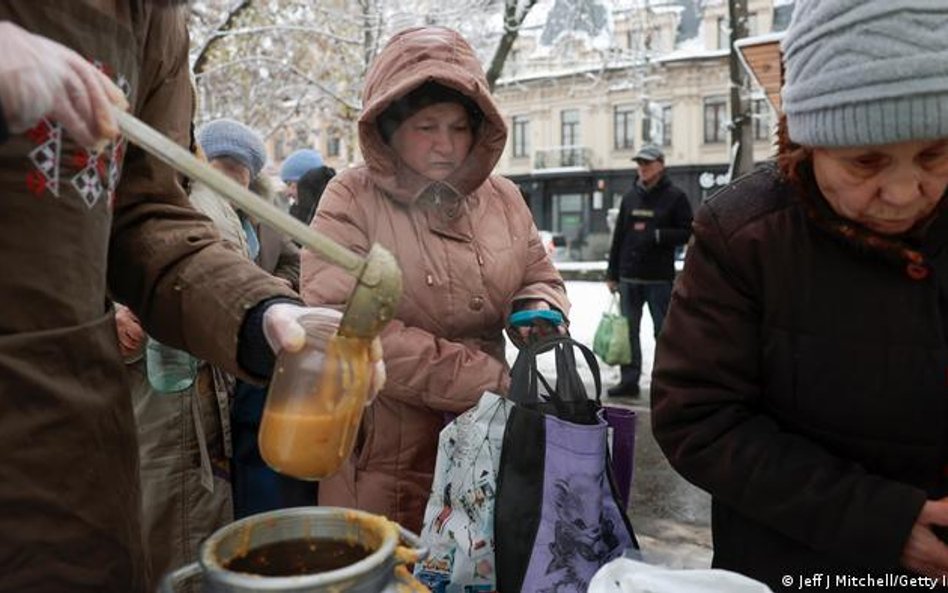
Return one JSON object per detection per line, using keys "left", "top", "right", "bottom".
{"left": 606, "top": 144, "right": 692, "bottom": 397}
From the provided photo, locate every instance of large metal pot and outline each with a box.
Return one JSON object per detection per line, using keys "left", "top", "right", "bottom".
{"left": 159, "top": 507, "right": 427, "bottom": 593}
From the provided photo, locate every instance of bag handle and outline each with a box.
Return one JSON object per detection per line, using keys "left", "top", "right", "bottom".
{"left": 508, "top": 335, "right": 602, "bottom": 409}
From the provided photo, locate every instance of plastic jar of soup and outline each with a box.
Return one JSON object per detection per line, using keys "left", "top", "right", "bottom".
{"left": 259, "top": 314, "right": 372, "bottom": 481}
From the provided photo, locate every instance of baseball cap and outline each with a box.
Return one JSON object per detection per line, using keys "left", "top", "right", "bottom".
{"left": 632, "top": 144, "right": 664, "bottom": 162}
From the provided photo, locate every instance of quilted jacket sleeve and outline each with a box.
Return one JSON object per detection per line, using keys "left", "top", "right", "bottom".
{"left": 502, "top": 179, "right": 570, "bottom": 320}
{"left": 300, "top": 177, "right": 512, "bottom": 413}
{"left": 107, "top": 5, "right": 296, "bottom": 376}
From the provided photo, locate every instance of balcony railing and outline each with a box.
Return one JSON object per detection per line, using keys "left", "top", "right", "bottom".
{"left": 533, "top": 146, "right": 594, "bottom": 170}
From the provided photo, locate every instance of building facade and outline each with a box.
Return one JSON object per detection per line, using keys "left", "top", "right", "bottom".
{"left": 265, "top": 0, "right": 794, "bottom": 260}
{"left": 494, "top": 0, "right": 793, "bottom": 259}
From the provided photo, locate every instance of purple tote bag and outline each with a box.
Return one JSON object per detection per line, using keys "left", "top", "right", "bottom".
{"left": 603, "top": 405, "right": 637, "bottom": 510}
{"left": 495, "top": 336, "right": 638, "bottom": 593}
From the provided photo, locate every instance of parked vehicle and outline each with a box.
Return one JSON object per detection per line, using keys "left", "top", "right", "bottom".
{"left": 538, "top": 230, "right": 568, "bottom": 261}
{"left": 675, "top": 244, "right": 687, "bottom": 273}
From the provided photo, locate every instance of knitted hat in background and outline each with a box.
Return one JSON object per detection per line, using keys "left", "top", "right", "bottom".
{"left": 280, "top": 149, "right": 324, "bottom": 183}
{"left": 781, "top": 0, "right": 948, "bottom": 147}
{"left": 197, "top": 118, "right": 267, "bottom": 178}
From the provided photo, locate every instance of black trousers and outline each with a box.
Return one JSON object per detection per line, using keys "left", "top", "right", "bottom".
{"left": 617, "top": 279, "right": 672, "bottom": 386}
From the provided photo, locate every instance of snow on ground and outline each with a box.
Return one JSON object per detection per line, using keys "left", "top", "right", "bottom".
{"left": 504, "top": 280, "right": 656, "bottom": 395}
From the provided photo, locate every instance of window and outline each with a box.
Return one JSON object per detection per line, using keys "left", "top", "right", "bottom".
{"left": 752, "top": 99, "right": 773, "bottom": 141}
{"left": 642, "top": 103, "right": 673, "bottom": 147}
{"left": 295, "top": 127, "right": 309, "bottom": 147}
{"left": 508, "top": 49, "right": 521, "bottom": 76}
{"left": 717, "top": 16, "right": 729, "bottom": 50}
{"left": 613, "top": 105, "right": 635, "bottom": 150}
{"left": 327, "top": 135, "right": 341, "bottom": 158}
{"left": 561, "top": 109, "right": 580, "bottom": 166}
{"left": 747, "top": 12, "right": 759, "bottom": 36}
{"left": 561, "top": 109, "right": 580, "bottom": 146}
{"left": 704, "top": 96, "right": 727, "bottom": 143}
{"left": 552, "top": 193, "right": 584, "bottom": 243}
{"left": 512, "top": 116, "right": 530, "bottom": 158}
{"left": 660, "top": 105, "right": 673, "bottom": 146}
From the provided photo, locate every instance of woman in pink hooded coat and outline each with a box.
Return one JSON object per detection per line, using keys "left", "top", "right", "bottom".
{"left": 301, "top": 26, "right": 569, "bottom": 532}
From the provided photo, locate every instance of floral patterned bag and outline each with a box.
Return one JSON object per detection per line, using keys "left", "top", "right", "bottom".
{"left": 414, "top": 392, "right": 511, "bottom": 593}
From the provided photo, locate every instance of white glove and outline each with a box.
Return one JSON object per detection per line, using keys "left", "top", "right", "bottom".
{"left": 262, "top": 303, "right": 386, "bottom": 401}
{"left": 0, "top": 21, "right": 128, "bottom": 148}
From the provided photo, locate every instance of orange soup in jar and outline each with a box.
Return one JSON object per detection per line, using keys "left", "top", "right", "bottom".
{"left": 259, "top": 319, "right": 372, "bottom": 480}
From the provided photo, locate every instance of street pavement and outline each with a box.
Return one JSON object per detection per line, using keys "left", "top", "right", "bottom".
{"left": 603, "top": 390, "right": 713, "bottom": 569}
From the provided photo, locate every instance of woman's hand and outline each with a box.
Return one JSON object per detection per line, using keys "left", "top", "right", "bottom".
{"left": 508, "top": 299, "right": 567, "bottom": 348}
{"left": 901, "top": 498, "right": 948, "bottom": 579}
{"left": 114, "top": 304, "right": 145, "bottom": 359}
{"left": 262, "top": 303, "right": 385, "bottom": 403}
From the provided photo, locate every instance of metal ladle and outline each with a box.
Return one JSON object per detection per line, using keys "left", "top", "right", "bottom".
{"left": 114, "top": 109, "right": 402, "bottom": 339}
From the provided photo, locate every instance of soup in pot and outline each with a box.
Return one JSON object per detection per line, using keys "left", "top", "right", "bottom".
{"left": 224, "top": 538, "right": 373, "bottom": 576}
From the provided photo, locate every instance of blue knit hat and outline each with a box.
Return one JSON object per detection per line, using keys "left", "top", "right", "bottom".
{"left": 781, "top": 0, "right": 948, "bottom": 147}
{"left": 197, "top": 119, "right": 267, "bottom": 178}
{"left": 280, "top": 149, "right": 324, "bottom": 183}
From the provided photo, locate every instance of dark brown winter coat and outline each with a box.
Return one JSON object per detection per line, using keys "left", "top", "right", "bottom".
{"left": 652, "top": 164, "right": 948, "bottom": 591}
{"left": 0, "top": 3, "right": 295, "bottom": 592}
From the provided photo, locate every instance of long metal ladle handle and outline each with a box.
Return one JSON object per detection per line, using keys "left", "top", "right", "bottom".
{"left": 114, "top": 108, "right": 402, "bottom": 339}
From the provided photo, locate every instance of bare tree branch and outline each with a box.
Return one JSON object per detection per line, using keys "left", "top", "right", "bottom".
{"left": 485, "top": 0, "right": 539, "bottom": 90}
{"left": 261, "top": 89, "right": 315, "bottom": 139}
{"left": 192, "top": 0, "right": 253, "bottom": 75}
{"left": 199, "top": 25, "right": 362, "bottom": 47}
{"left": 196, "top": 56, "right": 361, "bottom": 112}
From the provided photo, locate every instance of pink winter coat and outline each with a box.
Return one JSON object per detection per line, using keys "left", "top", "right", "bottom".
{"left": 300, "top": 27, "right": 569, "bottom": 532}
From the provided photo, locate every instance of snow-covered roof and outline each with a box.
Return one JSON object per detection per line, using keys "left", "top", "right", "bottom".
{"left": 531, "top": 165, "right": 591, "bottom": 175}
{"left": 651, "top": 4, "right": 684, "bottom": 16}
{"left": 500, "top": 0, "right": 765, "bottom": 85}
{"left": 733, "top": 31, "right": 786, "bottom": 48}
{"left": 655, "top": 46, "right": 728, "bottom": 63}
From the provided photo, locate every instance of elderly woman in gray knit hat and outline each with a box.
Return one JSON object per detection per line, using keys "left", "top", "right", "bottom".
{"left": 192, "top": 118, "right": 317, "bottom": 520}
{"left": 651, "top": 0, "right": 948, "bottom": 589}
{"left": 113, "top": 117, "right": 274, "bottom": 585}
{"left": 193, "top": 118, "right": 300, "bottom": 284}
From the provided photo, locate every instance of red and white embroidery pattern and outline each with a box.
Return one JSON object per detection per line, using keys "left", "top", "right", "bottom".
{"left": 25, "top": 119, "right": 62, "bottom": 198}
{"left": 24, "top": 65, "right": 131, "bottom": 210}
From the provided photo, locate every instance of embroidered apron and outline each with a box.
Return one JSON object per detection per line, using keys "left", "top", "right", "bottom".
{"left": 0, "top": 3, "right": 147, "bottom": 591}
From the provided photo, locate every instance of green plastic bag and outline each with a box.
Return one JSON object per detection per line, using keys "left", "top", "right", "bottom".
{"left": 593, "top": 294, "right": 632, "bottom": 366}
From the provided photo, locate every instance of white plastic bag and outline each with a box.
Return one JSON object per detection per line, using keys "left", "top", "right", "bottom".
{"left": 589, "top": 558, "right": 773, "bottom": 593}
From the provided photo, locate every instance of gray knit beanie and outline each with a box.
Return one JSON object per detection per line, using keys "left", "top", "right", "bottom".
{"left": 197, "top": 118, "right": 267, "bottom": 178}
{"left": 781, "top": 0, "right": 948, "bottom": 147}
